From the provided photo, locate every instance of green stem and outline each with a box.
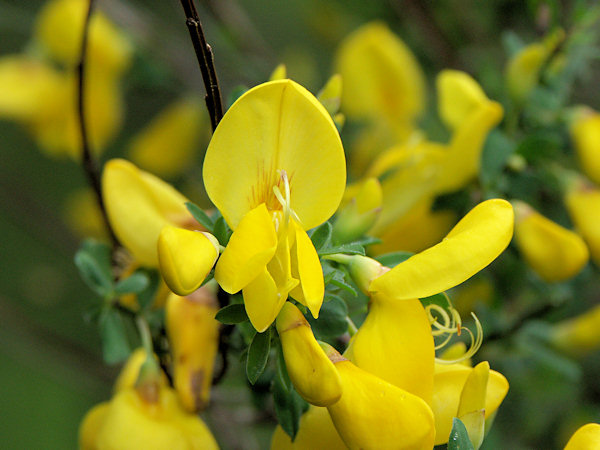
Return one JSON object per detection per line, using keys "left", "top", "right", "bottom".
{"left": 346, "top": 316, "right": 358, "bottom": 337}
{"left": 136, "top": 316, "right": 153, "bottom": 355}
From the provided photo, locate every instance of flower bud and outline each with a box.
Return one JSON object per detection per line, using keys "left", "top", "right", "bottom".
{"left": 166, "top": 287, "right": 220, "bottom": 412}
{"left": 158, "top": 226, "right": 219, "bottom": 295}
{"left": 276, "top": 302, "right": 342, "bottom": 407}
{"left": 457, "top": 362, "right": 490, "bottom": 450}
{"left": 570, "top": 108, "right": 600, "bottom": 185}
{"left": 513, "top": 200, "right": 589, "bottom": 282}
{"left": 550, "top": 304, "right": 600, "bottom": 356}
{"left": 565, "top": 179, "right": 600, "bottom": 266}
{"left": 332, "top": 178, "right": 382, "bottom": 244}
{"left": 564, "top": 423, "right": 600, "bottom": 450}
{"left": 323, "top": 344, "right": 436, "bottom": 450}
{"left": 317, "top": 74, "right": 343, "bottom": 117}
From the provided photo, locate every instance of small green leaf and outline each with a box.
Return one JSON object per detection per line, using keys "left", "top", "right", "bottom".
{"left": 307, "top": 295, "right": 348, "bottom": 339}
{"left": 136, "top": 269, "right": 161, "bottom": 310}
{"left": 115, "top": 272, "right": 150, "bottom": 295}
{"left": 328, "top": 270, "right": 358, "bottom": 296}
{"left": 352, "top": 236, "right": 382, "bottom": 247}
{"left": 246, "top": 327, "right": 271, "bottom": 384}
{"left": 480, "top": 130, "right": 516, "bottom": 187}
{"left": 448, "top": 417, "right": 475, "bottom": 450}
{"left": 75, "top": 245, "right": 114, "bottom": 297}
{"left": 213, "top": 216, "right": 232, "bottom": 246}
{"left": 375, "top": 251, "right": 414, "bottom": 268}
{"left": 185, "top": 202, "right": 214, "bottom": 231}
{"left": 99, "top": 309, "right": 130, "bottom": 365}
{"left": 318, "top": 242, "right": 365, "bottom": 257}
{"left": 216, "top": 303, "right": 249, "bottom": 324}
{"left": 309, "top": 222, "right": 333, "bottom": 251}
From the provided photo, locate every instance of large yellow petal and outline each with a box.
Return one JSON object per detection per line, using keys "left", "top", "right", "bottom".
{"left": 289, "top": 221, "right": 324, "bottom": 318}
{"left": 270, "top": 406, "right": 345, "bottom": 449}
{"left": 157, "top": 227, "right": 219, "bottom": 296}
{"left": 435, "top": 100, "right": 504, "bottom": 194}
{"left": 432, "top": 363, "right": 509, "bottom": 445}
{"left": 437, "top": 70, "right": 489, "bottom": 131}
{"left": 327, "top": 356, "right": 435, "bottom": 450}
{"left": 203, "top": 79, "right": 345, "bottom": 231}
{"left": 550, "top": 304, "right": 600, "bottom": 356}
{"left": 370, "top": 199, "right": 514, "bottom": 300}
{"left": 242, "top": 267, "right": 284, "bottom": 333}
{"left": 564, "top": 423, "right": 600, "bottom": 450}
{"left": 102, "top": 159, "right": 192, "bottom": 266}
{"left": 214, "top": 203, "right": 277, "bottom": 294}
{"left": 276, "top": 303, "right": 342, "bottom": 406}
{"left": 513, "top": 201, "right": 589, "bottom": 282}
{"left": 345, "top": 294, "right": 435, "bottom": 404}
{"left": 335, "top": 22, "right": 425, "bottom": 127}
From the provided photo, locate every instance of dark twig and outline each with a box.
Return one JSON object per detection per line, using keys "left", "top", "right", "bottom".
{"left": 77, "top": 0, "right": 120, "bottom": 249}
{"left": 179, "top": 0, "right": 224, "bottom": 131}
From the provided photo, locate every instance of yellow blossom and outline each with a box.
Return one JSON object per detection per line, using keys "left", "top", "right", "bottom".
{"left": 564, "top": 423, "right": 600, "bottom": 450}
{"left": 202, "top": 79, "right": 346, "bottom": 331}
{"left": 565, "top": 179, "right": 600, "bottom": 265}
{"left": 513, "top": 200, "right": 589, "bottom": 282}
{"left": 550, "top": 304, "right": 600, "bottom": 356}
{"left": 570, "top": 108, "right": 600, "bottom": 185}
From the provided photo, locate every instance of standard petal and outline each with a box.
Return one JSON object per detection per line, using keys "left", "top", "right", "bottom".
{"left": 564, "top": 423, "right": 600, "bottom": 450}
{"left": 157, "top": 227, "right": 219, "bottom": 295}
{"left": 203, "top": 79, "right": 346, "bottom": 230}
{"left": 242, "top": 267, "right": 284, "bottom": 333}
{"left": 370, "top": 199, "right": 514, "bottom": 300}
{"left": 214, "top": 203, "right": 277, "bottom": 294}
{"left": 102, "top": 159, "right": 191, "bottom": 266}
{"left": 289, "top": 222, "right": 324, "bottom": 318}
{"left": 437, "top": 70, "right": 489, "bottom": 131}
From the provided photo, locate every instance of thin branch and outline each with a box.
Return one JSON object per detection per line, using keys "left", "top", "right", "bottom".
{"left": 77, "top": 0, "right": 120, "bottom": 249}
{"left": 179, "top": 0, "right": 224, "bottom": 131}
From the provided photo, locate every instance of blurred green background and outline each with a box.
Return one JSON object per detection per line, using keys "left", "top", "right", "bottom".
{"left": 1, "top": 0, "right": 599, "bottom": 448}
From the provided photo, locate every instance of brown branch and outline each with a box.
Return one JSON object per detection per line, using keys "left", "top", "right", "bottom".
{"left": 77, "top": 0, "right": 120, "bottom": 249}
{"left": 179, "top": 0, "right": 224, "bottom": 131}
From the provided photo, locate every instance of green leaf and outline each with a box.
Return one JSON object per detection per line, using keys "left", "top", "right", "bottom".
{"left": 115, "top": 272, "right": 150, "bottom": 295}
{"left": 213, "top": 216, "right": 232, "bottom": 246}
{"left": 185, "top": 202, "right": 214, "bottom": 231}
{"left": 309, "top": 222, "right": 332, "bottom": 251}
{"left": 352, "top": 236, "right": 382, "bottom": 247}
{"left": 375, "top": 251, "right": 414, "bottom": 268}
{"left": 480, "top": 130, "right": 516, "bottom": 187}
{"left": 272, "top": 347, "right": 307, "bottom": 440}
{"left": 307, "top": 295, "right": 348, "bottom": 339}
{"left": 328, "top": 270, "right": 358, "bottom": 296}
{"left": 99, "top": 309, "right": 130, "bottom": 365}
{"left": 135, "top": 269, "right": 161, "bottom": 310}
{"left": 246, "top": 327, "right": 271, "bottom": 385}
{"left": 318, "top": 242, "right": 365, "bottom": 257}
{"left": 216, "top": 304, "right": 249, "bottom": 324}
{"left": 74, "top": 243, "right": 114, "bottom": 297}
{"left": 448, "top": 417, "right": 475, "bottom": 450}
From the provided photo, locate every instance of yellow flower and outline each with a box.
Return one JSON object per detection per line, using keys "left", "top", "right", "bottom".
{"left": 203, "top": 80, "right": 346, "bottom": 331}
{"left": 505, "top": 29, "right": 564, "bottom": 103}
{"left": 333, "top": 177, "right": 382, "bottom": 244}
{"left": 34, "top": 0, "right": 132, "bottom": 76}
{"left": 80, "top": 349, "right": 219, "bottom": 449}
{"left": 565, "top": 179, "right": 600, "bottom": 265}
{"left": 276, "top": 302, "right": 342, "bottom": 407}
{"left": 128, "top": 98, "right": 207, "bottom": 179}
{"left": 564, "top": 423, "right": 600, "bottom": 450}
{"left": 432, "top": 362, "right": 508, "bottom": 446}
{"left": 570, "top": 108, "right": 600, "bottom": 185}
{"left": 335, "top": 22, "right": 425, "bottom": 135}
{"left": 166, "top": 287, "right": 220, "bottom": 412}
{"left": 102, "top": 159, "right": 200, "bottom": 266}
{"left": 271, "top": 406, "right": 345, "bottom": 449}
{"left": 550, "top": 304, "right": 600, "bottom": 356}
{"left": 513, "top": 200, "right": 589, "bottom": 282}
